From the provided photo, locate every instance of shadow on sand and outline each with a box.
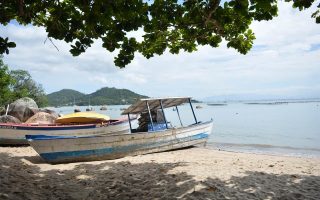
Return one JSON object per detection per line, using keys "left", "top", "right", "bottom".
{"left": 0, "top": 152, "right": 319, "bottom": 200}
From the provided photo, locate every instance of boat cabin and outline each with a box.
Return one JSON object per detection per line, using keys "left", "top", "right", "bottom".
{"left": 121, "top": 97, "right": 199, "bottom": 133}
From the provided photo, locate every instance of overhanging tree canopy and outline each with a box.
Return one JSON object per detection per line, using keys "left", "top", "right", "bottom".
{"left": 0, "top": 0, "right": 319, "bottom": 68}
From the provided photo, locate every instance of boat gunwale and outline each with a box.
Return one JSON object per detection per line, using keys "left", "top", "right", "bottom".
{"left": 26, "top": 120, "right": 213, "bottom": 141}
{"left": 0, "top": 123, "right": 97, "bottom": 128}
{"left": 0, "top": 117, "right": 130, "bottom": 129}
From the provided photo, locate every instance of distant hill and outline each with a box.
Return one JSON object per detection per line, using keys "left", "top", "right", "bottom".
{"left": 89, "top": 87, "right": 148, "bottom": 105}
{"left": 202, "top": 94, "right": 320, "bottom": 103}
{"left": 47, "top": 87, "right": 148, "bottom": 106}
{"left": 47, "top": 89, "right": 86, "bottom": 107}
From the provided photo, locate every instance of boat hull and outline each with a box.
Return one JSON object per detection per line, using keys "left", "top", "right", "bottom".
{"left": 0, "top": 120, "right": 130, "bottom": 145}
{"left": 28, "top": 121, "right": 213, "bottom": 164}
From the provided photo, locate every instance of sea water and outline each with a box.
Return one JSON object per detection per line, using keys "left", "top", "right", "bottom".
{"left": 52, "top": 101, "right": 320, "bottom": 158}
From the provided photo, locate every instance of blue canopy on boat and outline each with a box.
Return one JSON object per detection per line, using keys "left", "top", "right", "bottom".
{"left": 121, "top": 97, "right": 191, "bottom": 115}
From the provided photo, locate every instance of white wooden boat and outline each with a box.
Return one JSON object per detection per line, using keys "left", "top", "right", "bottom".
{"left": 0, "top": 117, "right": 131, "bottom": 145}
{"left": 27, "top": 97, "right": 213, "bottom": 163}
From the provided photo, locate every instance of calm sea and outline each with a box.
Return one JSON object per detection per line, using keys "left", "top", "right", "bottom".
{"left": 51, "top": 101, "right": 320, "bottom": 158}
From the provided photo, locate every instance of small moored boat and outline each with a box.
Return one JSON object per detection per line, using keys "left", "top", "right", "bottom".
{"left": 27, "top": 97, "right": 213, "bottom": 163}
{"left": 0, "top": 113, "right": 132, "bottom": 145}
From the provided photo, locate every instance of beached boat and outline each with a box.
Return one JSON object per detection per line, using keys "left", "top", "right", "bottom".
{"left": 27, "top": 97, "right": 213, "bottom": 163}
{"left": 0, "top": 116, "right": 131, "bottom": 145}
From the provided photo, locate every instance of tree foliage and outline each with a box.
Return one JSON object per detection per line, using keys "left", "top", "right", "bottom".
{"left": 0, "top": 58, "right": 13, "bottom": 105}
{"left": 10, "top": 69, "right": 48, "bottom": 107}
{"left": 0, "top": 57, "right": 48, "bottom": 107}
{"left": 0, "top": 0, "right": 319, "bottom": 68}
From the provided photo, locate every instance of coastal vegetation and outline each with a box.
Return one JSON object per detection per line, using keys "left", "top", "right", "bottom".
{"left": 1, "top": 1, "right": 319, "bottom": 67}
{"left": 47, "top": 87, "right": 148, "bottom": 107}
{"left": 0, "top": 57, "right": 48, "bottom": 107}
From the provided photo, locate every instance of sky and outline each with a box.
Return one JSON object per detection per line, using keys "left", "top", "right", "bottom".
{"left": 0, "top": 1, "right": 319, "bottom": 100}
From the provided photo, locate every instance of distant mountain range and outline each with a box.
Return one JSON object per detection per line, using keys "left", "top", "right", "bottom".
{"left": 201, "top": 94, "right": 320, "bottom": 103}
{"left": 47, "top": 87, "right": 148, "bottom": 107}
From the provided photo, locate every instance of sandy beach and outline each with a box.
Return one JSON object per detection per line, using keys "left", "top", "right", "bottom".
{"left": 0, "top": 147, "right": 319, "bottom": 200}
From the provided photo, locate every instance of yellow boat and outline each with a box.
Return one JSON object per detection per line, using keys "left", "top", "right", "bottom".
{"left": 55, "top": 112, "right": 110, "bottom": 124}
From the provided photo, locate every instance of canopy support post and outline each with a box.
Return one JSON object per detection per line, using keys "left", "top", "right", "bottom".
{"left": 188, "top": 98, "right": 198, "bottom": 124}
{"left": 127, "top": 114, "right": 132, "bottom": 133}
{"left": 159, "top": 100, "right": 168, "bottom": 129}
{"left": 5, "top": 104, "right": 9, "bottom": 115}
{"left": 176, "top": 106, "right": 183, "bottom": 127}
{"left": 146, "top": 101, "right": 154, "bottom": 131}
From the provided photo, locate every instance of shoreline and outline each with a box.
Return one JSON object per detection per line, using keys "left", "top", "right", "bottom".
{"left": 206, "top": 142, "right": 320, "bottom": 159}
{"left": 210, "top": 148, "right": 320, "bottom": 159}
{"left": 1, "top": 146, "right": 320, "bottom": 199}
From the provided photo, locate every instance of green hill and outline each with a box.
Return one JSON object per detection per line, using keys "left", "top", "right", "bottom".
{"left": 47, "top": 87, "right": 148, "bottom": 106}
{"left": 47, "top": 89, "right": 85, "bottom": 107}
{"left": 88, "top": 87, "right": 148, "bottom": 105}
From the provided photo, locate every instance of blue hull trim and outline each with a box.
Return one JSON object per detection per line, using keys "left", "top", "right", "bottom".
{"left": 40, "top": 132, "right": 209, "bottom": 162}
{"left": 26, "top": 135, "right": 79, "bottom": 140}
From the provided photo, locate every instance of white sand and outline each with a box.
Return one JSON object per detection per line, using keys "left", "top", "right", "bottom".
{"left": 0, "top": 147, "right": 319, "bottom": 199}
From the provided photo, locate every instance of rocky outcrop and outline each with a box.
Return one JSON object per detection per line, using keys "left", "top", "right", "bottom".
{"left": 31, "top": 108, "right": 60, "bottom": 119}
{"left": 7, "top": 97, "right": 38, "bottom": 122}
{"left": 0, "top": 115, "right": 21, "bottom": 123}
{"left": 25, "top": 112, "right": 57, "bottom": 124}
{"left": 11, "top": 97, "right": 38, "bottom": 109}
{"left": 1, "top": 97, "right": 60, "bottom": 124}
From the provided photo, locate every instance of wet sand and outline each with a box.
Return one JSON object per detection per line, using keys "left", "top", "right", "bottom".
{"left": 0, "top": 147, "right": 319, "bottom": 199}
